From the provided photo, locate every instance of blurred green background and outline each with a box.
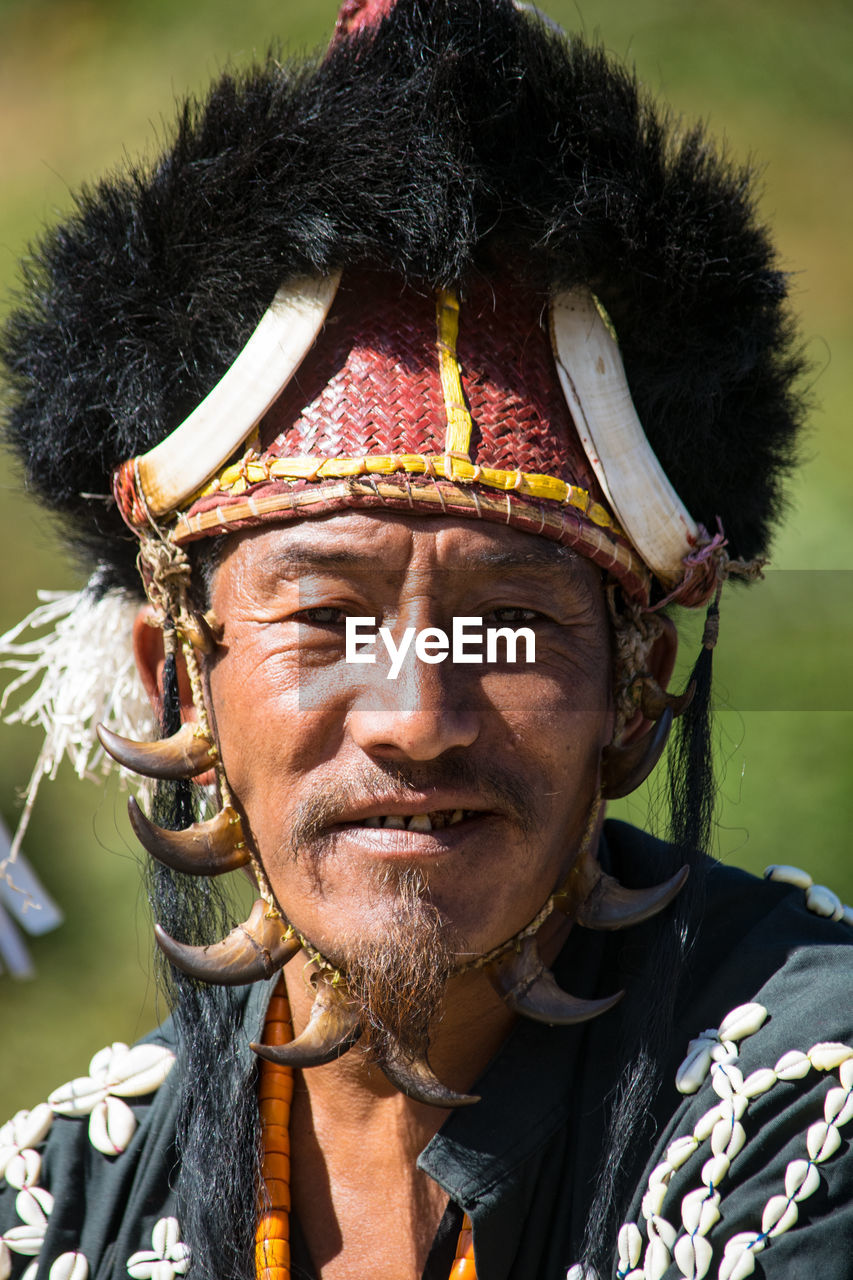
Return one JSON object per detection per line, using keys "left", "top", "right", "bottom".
{"left": 0, "top": 0, "right": 850, "bottom": 1116}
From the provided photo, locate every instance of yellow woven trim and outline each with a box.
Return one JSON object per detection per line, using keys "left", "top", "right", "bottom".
{"left": 204, "top": 453, "right": 617, "bottom": 532}
{"left": 173, "top": 475, "right": 650, "bottom": 593}
{"left": 436, "top": 287, "right": 474, "bottom": 458}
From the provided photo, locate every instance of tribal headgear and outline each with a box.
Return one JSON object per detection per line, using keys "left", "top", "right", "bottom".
{"left": 1, "top": 0, "right": 803, "bottom": 1103}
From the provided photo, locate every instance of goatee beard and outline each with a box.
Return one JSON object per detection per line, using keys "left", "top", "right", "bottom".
{"left": 341, "top": 865, "right": 460, "bottom": 1066}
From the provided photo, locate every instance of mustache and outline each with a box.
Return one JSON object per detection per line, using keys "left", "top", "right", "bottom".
{"left": 288, "top": 755, "right": 535, "bottom": 855}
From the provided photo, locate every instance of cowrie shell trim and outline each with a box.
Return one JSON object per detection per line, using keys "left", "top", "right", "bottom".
{"left": 618, "top": 1014, "right": 852, "bottom": 1280}
{"left": 0, "top": 1040, "right": 177, "bottom": 1274}
{"left": 763, "top": 863, "right": 853, "bottom": 925}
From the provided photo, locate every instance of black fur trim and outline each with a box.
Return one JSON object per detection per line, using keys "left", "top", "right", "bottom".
{"left": 1, "top": 0, "right": 804, "bottom": 594}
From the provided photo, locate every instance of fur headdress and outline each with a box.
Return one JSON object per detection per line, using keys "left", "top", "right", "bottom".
{"left": 2, "top": 0, "right": 802, "bottom": 599}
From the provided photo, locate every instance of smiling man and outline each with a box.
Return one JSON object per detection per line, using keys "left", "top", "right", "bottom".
{"left": 1, "top": 2, "right": 852, "bottom": 1279}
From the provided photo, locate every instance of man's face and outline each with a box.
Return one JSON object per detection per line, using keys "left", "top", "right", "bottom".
{"left": 205, "top": 511, "right": 614, "bottom": 964}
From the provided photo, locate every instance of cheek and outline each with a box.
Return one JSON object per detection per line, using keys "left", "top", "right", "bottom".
{"left": 480, "top": 647, "right": 612, "bottom": 752}
{"left": 206, "top": 640, "right": 337, "bottom": 821}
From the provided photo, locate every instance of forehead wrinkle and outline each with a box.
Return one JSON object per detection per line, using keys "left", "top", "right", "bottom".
{"left": 263, "top": 540, "right": 582, "bottom": 574}
{"left": 264, "top": 546, "right": 381, "bottom": 575}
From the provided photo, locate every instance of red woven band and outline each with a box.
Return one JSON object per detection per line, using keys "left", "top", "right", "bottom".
{"left": 115, "top": 271, "right": 652, "bottom": 602}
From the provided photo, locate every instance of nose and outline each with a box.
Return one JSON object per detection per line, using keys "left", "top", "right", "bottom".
{"left": 348, "top": 646, "right": 480, "bottom": 761}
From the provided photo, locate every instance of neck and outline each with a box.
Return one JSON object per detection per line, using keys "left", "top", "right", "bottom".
{"left": 279, "top": 907, "right": 575, "bottom": 1278}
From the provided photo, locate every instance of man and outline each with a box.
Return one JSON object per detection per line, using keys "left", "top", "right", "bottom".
{"left": 0, "top": 2, "right": 851, "bottom": 1279}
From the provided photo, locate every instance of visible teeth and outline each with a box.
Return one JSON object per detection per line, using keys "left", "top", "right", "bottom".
{"left": 358, "top": 809, "right": 474, "bottom": 830}
{"left": 407, "top": 813, "right": 433, "bottom": 832}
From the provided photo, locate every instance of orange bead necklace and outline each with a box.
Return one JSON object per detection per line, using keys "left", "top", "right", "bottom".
{"left": 254, "top": 978, "right": 476, "bottom": 1280}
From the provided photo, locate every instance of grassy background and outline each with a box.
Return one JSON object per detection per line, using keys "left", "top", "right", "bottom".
{"left": 0, "top": 0, "right": 850, "bottom": 1116}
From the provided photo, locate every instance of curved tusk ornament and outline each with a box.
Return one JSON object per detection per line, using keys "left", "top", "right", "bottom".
{"left": 133, "top": 273, "right": 342, "bottom": 519}
{"left": 127, "top": 796, "right": 250, "bottom": 875}
{"left": 637, "top": 676, "right": 695, "bottom": 722}
{"left": 554, "top": 840, "right": 689, "bottom": 931}
{"left": 379, "top": 1047, "right": 480, "bottom": 1109}
{"left": 154, "top": 898, "right": 300, "bottom": 985}
{"left": 575, "top": 866, "right": 690, "bottom": 931}
{"left": 251, "top": 978, "right": 361, "bottom": 1068}
{"left": 600, "top": 707, "right": 673, "bottom": 800}
{"left": 487, "top": 936, "right": 623, "bottom": 1026}
{"left": 97, "top": 721, "right": 218, "bottom": 781}
{"left": 549, "top": 288, "right": 698, "bottom": 585}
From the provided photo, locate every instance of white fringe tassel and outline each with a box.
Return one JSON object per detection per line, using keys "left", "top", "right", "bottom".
{"left": 0, "top": 586, "right": 156, "bottom": 873}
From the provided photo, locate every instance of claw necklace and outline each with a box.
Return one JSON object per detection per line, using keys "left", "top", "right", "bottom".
{"left": 254, "top": 978, "right": 477, "bottom": 1280}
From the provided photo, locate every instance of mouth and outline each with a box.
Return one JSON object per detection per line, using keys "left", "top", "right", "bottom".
{"left": 348, "top": 809, "right": 477, "bottom": 832}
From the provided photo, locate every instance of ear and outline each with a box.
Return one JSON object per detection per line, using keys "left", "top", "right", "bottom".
{"left": 619, "top": 615, "right": 679, "bottom": 746}
{"left": 132, "top": 606, "right": 196, "bottom": 724}
{"left": 133, "top": 606, "right": 217, "bottom": 788}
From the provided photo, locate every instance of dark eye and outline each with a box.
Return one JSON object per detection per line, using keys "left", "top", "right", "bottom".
{"left": 294, "top": 607, "right": 347, "bottom": 625}
{"left": 484, "top": 607, "right": 542, "bottom": 624}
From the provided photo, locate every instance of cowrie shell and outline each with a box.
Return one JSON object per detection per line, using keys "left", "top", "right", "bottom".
{"left": 681, "top": 1188, "right": 721, "bottom": 1236}
{"left": 719, "top": 1234, "right": 764, "bottom": 1280}
{"left": 2, "top": 1226, "right": 45, "bottom": 1258}
{"left": 824, "top": 1086, "right": 853, "bottom": 1128}
{"left": 49, "top": 1253, "right": 89, "bottom": 1280}
{"left": 108, "top": 1046, "right": 175, "bottom": 1099}
{"left": 676, "top": 1041, "right": 714, "bottom": 1095}
{"left": 665, "top": 1135, "right": 699, "bottom": 1169}
{"left": 642, "top": 1182, "right": 667, "bottom": 1219}
{"left": 740, "top": 1068, "right": 777, "bottom": 1098}
{"left": 648, "top": 1215, "right": 677, "bottom": 1249}
{"left": 840, "top": 1059, "right": 853, "bottom": 1090}
{"left": 15, "top": 1186, "right": 53, "bottom": 1228}
{"left": 719, "top": 1250, "right": 755, "bottom": 1280}
{"left": 617, "top": 1223, "right": 642, "bottom": 1270}
{"left": 784, "top": 1159, "right": 821, "bottom": 1202}
{"left": 762, "top": 1194, "right": 798, "bottom": 1237}
{"left": 170, "top": 1245, "right": 189, "bottom": 1273}
{"left": 718, "top": 1003, "right": 768, "bottom": 1042}
{"left": 644, "top": 1235, "right": 670, "bottom": 1280}
{"left": 774, "top": 1050, "right": 810, "bottom": 1081}
{"left": 648, "top": 1161, "right": 672, "bottom": 1189}
{"left": 88, "top": 1043, "right": 130, "bottom": 1080}
{"left": 673, "top": 1234, "right": 713, "bottom": 1280}
{"left": 720, "top": 1094, "right": 748, "bottom": 1122}
{"left": 14, "top": 1105, "right": 53, "bottom": 1151}
{"left": 719, "top": 1249, "right": 757, "bottom": 1280}
{"left": 714, "top": 1118, "right": 746, "bottom": 1159}
{"left": 126, "top": 1255, "right": 160, "bottom": 1280}
{"left": 4, "top": 1149, "right": 41, "bottom": 1190}
{"left": 710, "top": 1040, "right": 738, "bottom": 1066}
{"left": 764, "top": 864, "right": 812, "bottom": 889}
{"left": 152, "top": 1218, "right": 181, "bottom": 1258}
{"left": 48, "top": 1077, "right": 108, "bottom": 1118}
{"left": 0, "top": 1241, "right": 11, "bottom": 1280}
{"left": 808, "top": 1042, "right": 853, "bottom": 1072}
{"left": 88, "top": 1096, "right": 137, "bottom": 1156}
{"left": 807, "top": 1120, "right": 842, "bottom": 1163}
{"left": 701, "top": 1153, "right": 730, "bottom": 1188}
{"left": 693, "top": 1104, "right": 722, "bottom": 1142}
{"left": 711, "top": 1064, "right": 743, "bottom": 1099}
{"left": 805, "top": 884, "right": 844, "bottom": 921}
{"left": 725, "top": 1233, "right": 765, "bottom": 1256}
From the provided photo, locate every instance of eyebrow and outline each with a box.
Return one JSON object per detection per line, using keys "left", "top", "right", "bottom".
{"left": 266, "top": 543, "right": 581, "bottom": 575}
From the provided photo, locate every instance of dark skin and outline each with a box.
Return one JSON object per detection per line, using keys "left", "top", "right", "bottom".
{"left": 135, "top": 511, "right": 676, "bottom": 1280}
